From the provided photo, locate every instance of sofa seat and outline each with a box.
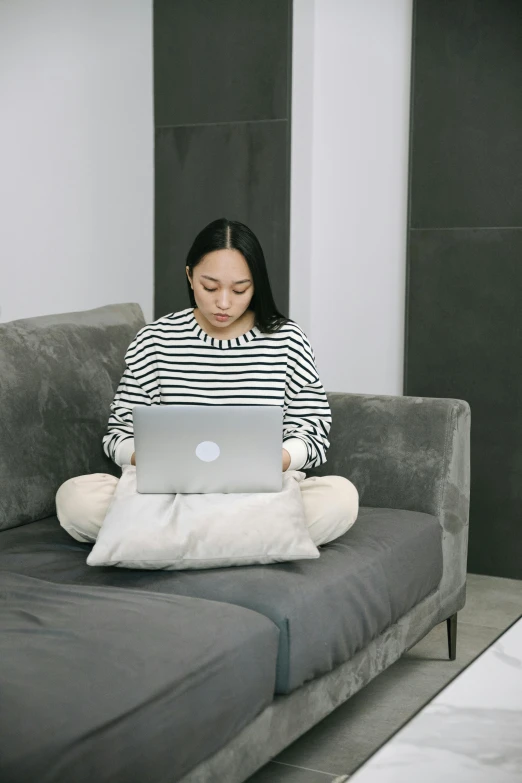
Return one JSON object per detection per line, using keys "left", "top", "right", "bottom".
{"left": 0, "top": 506, "right": 443, "bottom": 694}
{"left": 0, "top": 570, "right": 279, "bottom": 783}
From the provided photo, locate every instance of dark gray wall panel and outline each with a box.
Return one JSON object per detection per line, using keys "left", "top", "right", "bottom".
{"left": 410, "top": 0, "right": 522, "bottom": 229}
{"left": 406, "top": 1, "right": 522, "bottom": 579}
{"left": 154, "top": 121, "right": 290, "bottom": 317}
{"left": 154, "top": 0, "right": 291, "bottom": 126}
{"left": 407, "top": 229, "right": 522, "bottom": 579}
{"left": 154, "top": 0, "right": 292, "bottom": 323}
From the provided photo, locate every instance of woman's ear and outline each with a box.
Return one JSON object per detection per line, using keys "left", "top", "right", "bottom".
{"left": 186, "top": 266, "right": 193, "bottom": 289}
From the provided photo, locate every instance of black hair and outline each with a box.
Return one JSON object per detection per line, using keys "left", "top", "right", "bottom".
{"left": 185, "top": 218, "right": 289, "bottom": 334}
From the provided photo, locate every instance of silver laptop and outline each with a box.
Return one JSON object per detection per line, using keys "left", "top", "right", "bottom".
{"left": 133, "top": 404, "right": 284, "bottom": 494}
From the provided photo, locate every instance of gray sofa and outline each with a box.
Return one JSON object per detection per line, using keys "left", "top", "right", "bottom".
{"left": 0, "top": 303, "right": 471, "bottom": 783}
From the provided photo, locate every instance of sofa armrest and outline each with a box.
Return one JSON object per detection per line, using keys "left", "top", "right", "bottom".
{"left": 307, "top": 392, "right": 471, "bottom": 530}
{"left": 308, "top": 391, "right": 471, "bottom": 610}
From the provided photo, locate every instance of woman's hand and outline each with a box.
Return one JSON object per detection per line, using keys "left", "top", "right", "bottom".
{"left": 131, "top": 452, "right": 136, "bottom": 466}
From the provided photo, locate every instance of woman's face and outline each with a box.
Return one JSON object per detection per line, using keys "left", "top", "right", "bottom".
{"left": 186, "top": 249, "right": 254, "bottom": 330}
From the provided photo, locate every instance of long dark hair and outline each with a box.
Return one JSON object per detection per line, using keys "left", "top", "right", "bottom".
{"left": 185, "top": 218, "right": 289, "bottom": 334}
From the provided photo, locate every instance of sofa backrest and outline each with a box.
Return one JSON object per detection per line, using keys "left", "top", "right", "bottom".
{"left": 0, "top": 303, "right": 146, "bottom": 531}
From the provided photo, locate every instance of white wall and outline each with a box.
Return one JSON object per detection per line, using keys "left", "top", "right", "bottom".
{"left": 290, "top": 0, "right": 413, "bottom": 395}
{"left": 0, "top": 0, "right": 154, "bottom": 324}
{"left": 1, "top": 0, "right": 410, "bottom": 375}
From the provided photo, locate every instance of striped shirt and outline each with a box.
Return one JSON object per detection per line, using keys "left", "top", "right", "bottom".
{"left": 103, "top": 308, "right": 331, "bottom": 471}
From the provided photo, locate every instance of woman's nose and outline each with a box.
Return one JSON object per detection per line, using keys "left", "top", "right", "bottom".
{"left": 217, "top": 292, "right": 231, "bottom": 309}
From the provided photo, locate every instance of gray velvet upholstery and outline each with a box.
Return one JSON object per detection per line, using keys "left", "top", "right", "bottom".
{"left": 0, "top": 304, "right": 145, "bottom": 531}
{"left": 0, "top": 570, "right": 279, "bottom": 783}
{"left": 0, "top": 506, "right": 443, "bottom": 694}
{"left": 307, "top": 391, "right": 471, "bottom": 606}
{"left": 0, "top": 303, "right": 471, "bottom": 783}
{"left": 177, "top": 578, "right": 465, "bottom": 783}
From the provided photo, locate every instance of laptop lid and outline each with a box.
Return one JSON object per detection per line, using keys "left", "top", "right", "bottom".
{"left": 133, "top": 404, "right": 284, "bottom": 494}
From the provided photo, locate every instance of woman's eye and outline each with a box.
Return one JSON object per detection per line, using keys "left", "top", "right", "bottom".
{"left": 202, "top": 286, "right": 247, "bottom": 295}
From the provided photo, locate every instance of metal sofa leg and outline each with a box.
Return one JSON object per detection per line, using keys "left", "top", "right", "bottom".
{"left": 447, "top": 613, "right": 458, "bottom": 660}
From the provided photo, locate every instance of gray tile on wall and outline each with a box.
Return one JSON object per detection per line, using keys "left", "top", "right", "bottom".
{"left": 405, "top": 227, "right": 522, "bottom": 579}
{"left": 154, "top": 0, "right": 291, "bottom": 127}
{"left": 410, "top": 0, "right": 522, "bottom": 229}
{"left": 154, "top": 120, "right": 290, "bottom": 319}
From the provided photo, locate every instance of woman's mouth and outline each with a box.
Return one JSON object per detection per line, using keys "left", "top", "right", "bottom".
{"left": 214, "top": 314, "right": 230, "bottom": 322}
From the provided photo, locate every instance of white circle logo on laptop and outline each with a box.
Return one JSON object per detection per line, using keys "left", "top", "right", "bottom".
{"left": 195, "top": 441, "right": 221, "bottom": 462}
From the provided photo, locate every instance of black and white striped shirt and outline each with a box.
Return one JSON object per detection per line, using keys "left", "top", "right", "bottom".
{"left": 103, "top": 308, "right": 331, "bottom": 471}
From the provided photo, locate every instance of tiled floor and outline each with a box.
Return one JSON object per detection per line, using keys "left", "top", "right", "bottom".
{"left": 246, "top": 574, "right": 522, "bottom": 782}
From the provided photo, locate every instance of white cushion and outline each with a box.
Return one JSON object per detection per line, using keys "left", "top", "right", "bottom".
{"left": 86, "top": 465, "right": 320, "bottom": 570}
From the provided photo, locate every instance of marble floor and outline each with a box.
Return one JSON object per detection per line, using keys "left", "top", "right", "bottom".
{"left": 246, "top": 573, "right": 522, "bottom": 782}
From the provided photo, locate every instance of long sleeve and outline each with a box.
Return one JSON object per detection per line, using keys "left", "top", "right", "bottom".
{"left": 103, "top": 313, "right": 331, "bottom": 472}
{"left": 102, "top": 334, "right": 156, "bottom": 466}
{"left": 282, "top": 331, "right": 331, "bottom": 471}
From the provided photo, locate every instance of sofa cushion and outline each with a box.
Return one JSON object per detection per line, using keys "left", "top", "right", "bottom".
{"left": 85, "top": 466, "right": 319, "bottom": 569}
{"left": 0, "top": 570, "right": 279, "bottom": 783}
{"left": 0, "top": 506, "right": 443, "bottom": 694}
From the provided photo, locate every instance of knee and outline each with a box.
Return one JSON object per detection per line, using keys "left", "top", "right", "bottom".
{"left": 326, "top": 475, "right": 359, "bottom": 528}
{"left": 56, "top": 473, "right": 118, "bottom": 543}
{"left": 302, "top": 474, "right": 359, "bottom": 547}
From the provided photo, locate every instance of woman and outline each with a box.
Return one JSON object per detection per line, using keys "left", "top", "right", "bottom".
{"left": 56, "top": 218, "right": 359, "bottom": 547}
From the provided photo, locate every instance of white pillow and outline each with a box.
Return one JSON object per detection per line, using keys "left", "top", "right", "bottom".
{"left": 87, "top": 465, "right": 320, "bottom": 570}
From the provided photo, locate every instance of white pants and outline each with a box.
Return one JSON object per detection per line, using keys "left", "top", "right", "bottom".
{"left": 56, "top": 473, "right": 359, "bottom": 548}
